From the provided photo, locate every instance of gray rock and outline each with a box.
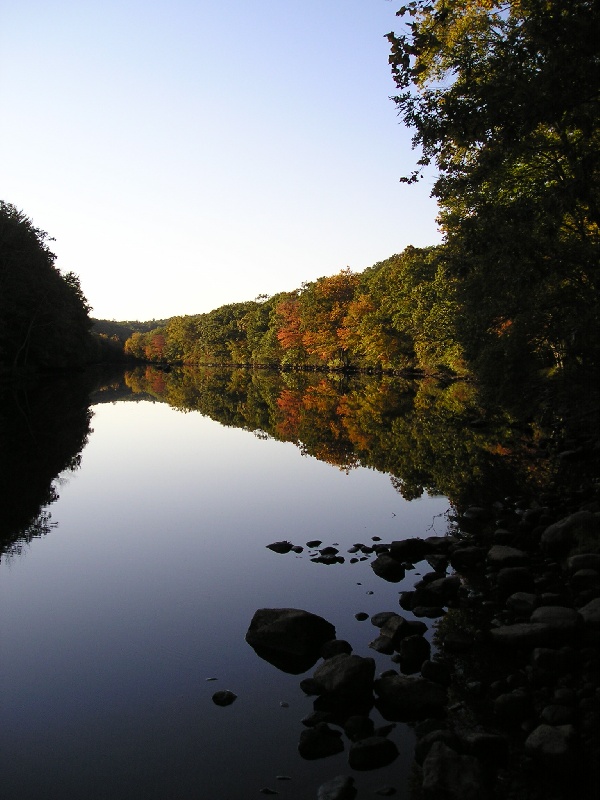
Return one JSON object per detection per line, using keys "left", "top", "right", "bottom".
{"left": 421, "top": 659, "right": 452, "bottom": 687}
{"left": 298, "top": 723, "right": 344, "bottom": 760}
{"left": 541, "top": 511, "right": 600, "bottom": 557}
{"left": 379, "top": 614, "right": 419, "bottom": 647}
{"left": 375, "top": 674, "right": 447, "bottom": 721}
{"left": 369, "top": 634, "right": 395, "bottom": 654}
{"left": 421, "top": 742, "right": 489, "bottom": 800}
{"left": 343, "top": 715, "right": 374, "bottom": 742}
{"left": 487, "top": 545, "right": 529, "bottom": 568}
{"left": 458, "top": 732, "right": 508, "bottom": 766}
{"left": 312, "top": 653, "right": 375, "bottom": 697}
{"left": 524, "top": 724, "right": 576, "bottom": 768}
{"left": 389, "top": 538, "right": 428, "bottom": 563}
{"left": 495, "top": 566, "right": 534, "bottom": 593}
{"left": 246, "top": 608, "right": 336, "bottom": 667}
{"left": 529, "top": 605, "right": 581, "bottom": 635}
{"left": 414, "top": 729, "right": 460, "bottom": 765}
{"left": 567, "top": 553, "right": 600, "bottom": 573}
{"left": 398, "top": 635, "right": 431, "bottom": 666}
{"left": 413, "top": 606, "right": 446, "bottom": 618}
{"left": 212, "top": 690, "right": 237, "bottom": 706}
{"left": 490, "top": 623, "right": 554, "bottom": 648}
{"left": 321, "top": 640, "right": 353, "bottom": 659}
{"left": 571, "top": 568, "right": 600, "bottom": 590}
{"left": 449, "top": 546, "right": 485, "bottom": 570}
{"left": 371, "top": 554, "right": 406, "bottom": 582}
{"left": 540, "top": 704, "right": 576, "bottom": 725}
{"left": 505, "top": 592, "right": 538, "bottom": 615}
{"left": 348, "top": 736, "right": 398, "bottom": 770}
{"left": 317, "top": 775, "right": 356, "bottom": 800}
{"left": 578, "top": 596, "right": 600, "bottom": 627}
{"left": 370, "top": 611, "right": 399, "bottom": 628}
{"left": 266, "top": 540, "right": 294, "bottom": 554}
{"left": 493, "top": 690, "right": 530, "bottom": 722}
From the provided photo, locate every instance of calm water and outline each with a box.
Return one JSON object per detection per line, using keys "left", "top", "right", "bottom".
{"left": 0, "top": 394, "right": 450, "bottom": 800}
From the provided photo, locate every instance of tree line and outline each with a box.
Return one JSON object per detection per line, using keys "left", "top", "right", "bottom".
{"left": 124, "top": 0, "right": 599, "bottom": 388}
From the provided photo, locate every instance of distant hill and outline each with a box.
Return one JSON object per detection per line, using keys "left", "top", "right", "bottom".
{"left": 91, "top": 318, "right": 170, "bottom": 342}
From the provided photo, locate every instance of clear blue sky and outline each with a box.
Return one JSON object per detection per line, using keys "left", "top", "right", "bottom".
{"left": 1, "top": 0, "right": 440, "bottom": 321}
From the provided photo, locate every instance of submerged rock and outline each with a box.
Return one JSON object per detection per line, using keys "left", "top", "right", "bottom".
{"left": 212, "top": 690, "right": 237, "bottom": 706}
{"left": 316, "top": 775, "right": 356, "bottom": 800}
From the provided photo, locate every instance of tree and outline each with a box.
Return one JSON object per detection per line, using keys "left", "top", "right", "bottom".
{"left": 387, "top": 1, "right": 600, "bottom": 378}
{"left": 0, "top": 202, "right": 92, "bottom": 369}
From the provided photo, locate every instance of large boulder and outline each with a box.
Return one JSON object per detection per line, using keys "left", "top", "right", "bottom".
{"left": 312, "top": 654, "right": 375, "bottom": 697}
{"left": 246, "top": 608, "right": 336, "bottom": 673}
{"left": 540, "top": 511, "right": 600, "bottom": 557}
{"left": 370, "top": 554, "right": 406, "bottom": 582}
{"left": 375, "top": 674, "right": 447, "bottom": 721}
{"left": 421, "top": 742, "right": 489, "bottom": 800}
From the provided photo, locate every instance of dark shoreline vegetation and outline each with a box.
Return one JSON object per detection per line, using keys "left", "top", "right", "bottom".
{"left": 1, "top": 2, "right": 599, "bottom": 797}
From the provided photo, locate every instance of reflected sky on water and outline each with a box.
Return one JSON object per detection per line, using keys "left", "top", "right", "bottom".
{"left": 1, "top": 400, "right": 450, "bottom": 800}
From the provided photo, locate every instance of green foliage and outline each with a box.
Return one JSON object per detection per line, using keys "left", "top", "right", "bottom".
{"left": 0, "top": 202, "right": 93, "bottom": 370}
{"left": 387, "top": 1, "right": 600, "bottom": 380}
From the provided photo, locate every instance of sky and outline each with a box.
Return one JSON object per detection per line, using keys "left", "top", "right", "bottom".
{"left": 1, "top": 0, "right": 441, "bottom": 322}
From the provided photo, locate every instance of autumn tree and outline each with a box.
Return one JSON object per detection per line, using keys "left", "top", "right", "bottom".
{"left": 387, "top": 0, "right": 600, "bottom": 380}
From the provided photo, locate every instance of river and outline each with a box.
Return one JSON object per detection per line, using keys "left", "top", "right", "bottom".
{"left": 1, "top": 370, "right": 460, "bottom": 800}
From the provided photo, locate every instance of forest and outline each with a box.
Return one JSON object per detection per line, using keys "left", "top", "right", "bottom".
{"left": 121, "top": 0, "right": 599, "bottom": 399}
{"left": 1, "top": 1, "right": 598, "bottom": 402}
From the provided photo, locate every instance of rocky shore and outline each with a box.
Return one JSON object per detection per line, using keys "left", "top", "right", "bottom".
{"left": 255, "top": 492, "right": 599, "bottom": 799}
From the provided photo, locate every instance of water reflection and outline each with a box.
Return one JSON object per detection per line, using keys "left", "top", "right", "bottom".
{"left": 124, "top": 365, "right": 550, "bottom": 510}
{"left": 0, "top": 374, "right": 94, "bottom": 557}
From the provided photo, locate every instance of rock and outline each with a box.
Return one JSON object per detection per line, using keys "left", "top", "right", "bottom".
{"left": 369, "top": 635, "right": 395, "bottom": 655}
{"left": 348, "top": 737, "right": 398, "bottom": 770}
{"left": 541, "top": 511, "right": 600, "bottom": 557}
{"left": 298, "top": 723, "right": 344, "bottom": 760}
{"left": 246, "top": 608, "right": 336, "bottom": 673}
{"left": 505, "top": 592, "right": 538, "bottom": 615}
{"left": 343, "top": 715, "right": 374, "bottom": 742}
{"left": 490, "top": 622, "right": 554, "bottom": 648}
{"left": 316, "top": 775, "right": 356, "bottom": 800}
{"left": 313, "top": 654, "right": 375, "bottom": 697}
{"left": 398, "top": 635, "right": 431, "bottom": 667}
{"left": 389, "top": 538, "right": 428, "bottom": 563}
{"left": 212, "top": 690, "right": 237, "bottom": 706}
{"left": 399, "top": 591, "right": 415, "bottom": 611}
{"left": 321, "top": 640, "right": 353, "bottom": 659}
{"left": 449, "top": 546, "right": 486, "bottom": 570}
{"left": 379, "top": 614, "right": 425, "bottom": 647}
{"left": 375, "top": 675, "right": 447, "bottom": 721}
{"left": 374, "top": 787, "right": 396, "bottom": 797}
{"left": 495, "top": 566, "right": 534, "bottom": 594}
{"left": 371, "top": 554, "right": 406, "bottom": 582}
{"left": 567, "top": 553, "right": 600, "bottom": 573}
{"left": 354, "top": 612, "right": 369, "bottom": 622}
{"left": 578, "top": 596, "right": 600, "bottom": 627}
{"left": 487, "top": 545, "right": 529, "bottom": 568}
{"left": 370, "top": 611, "right": 399, "bottom": 628}
{"left": 266, "top": 540, "right": 294, "bottom": 554}
{"left": 413, "top": 606, "right": 446, "bottom": 618}
{"left": 414, "top": 729, "right": 460, "bottom": 764}
{"left": 540, "top": 704, "right": 576, "bottom": 725}
{"left": 529, "top": 605, "right": 581, "bottom": 637}
{"left": 524, "top": 724, "right": 576, "bottom": 768}
{"left": 571, "top": 568, "right": 600, "bottom": 591}
{"left": 421, "top": 742, "right": 489, "bottom": 800}
{"left": 493, "top": 690, "right": 530, "bottom": 722}
{"left": 306, "top": 540, "right": 322, "bottom": 548}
